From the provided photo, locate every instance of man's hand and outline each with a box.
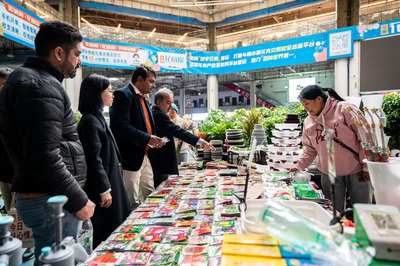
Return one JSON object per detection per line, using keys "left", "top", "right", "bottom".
{"left": 148, "top": 135, "right": 165, "bottom": 148}
{"left": 201, "top": 141, "right": 216, "bottom": 151}
{"left": 100, "top": 192, "right": 112, "bottom": 208}
{"left": 75, "top": 199, "right": 96, "bottom": 221}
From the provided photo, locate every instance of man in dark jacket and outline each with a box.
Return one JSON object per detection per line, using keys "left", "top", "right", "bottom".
{"left": 110, "top": 66, "right": 165, "bottom": 209}
{"left": 0, "top": 20, "right": 95, "bottom": 263}
{"left": 152, "top": 88, "right": 214, "bottom": 188}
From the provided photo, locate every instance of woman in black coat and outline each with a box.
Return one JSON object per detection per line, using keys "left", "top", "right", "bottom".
{"left": 77, "top": 74, "right": 130, "bottom": 248}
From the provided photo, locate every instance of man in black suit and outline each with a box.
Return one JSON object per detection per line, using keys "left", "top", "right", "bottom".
{"left": 152, "top": 88, "right": 214, "bottom": 188}
{"left": 110, "top": 66, "right": 165, "bottom": 209}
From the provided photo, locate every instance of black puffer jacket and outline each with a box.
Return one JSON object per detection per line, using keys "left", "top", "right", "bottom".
{"left": 0, "top": 57, "right": 88, "bottom": 213}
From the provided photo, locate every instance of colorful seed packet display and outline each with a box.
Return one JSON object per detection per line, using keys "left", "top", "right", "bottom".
{"left": 97, "top": 240, "right": 130, "bottom": 251}
{"left": 148, "top": 252, "right": 180, "bottom": 265}
{"left": 109, "top": 232, "right": 138, "bottom": 242}
{"left": 146, "top": 218, "right": 175, "bottom": 226}
{"left": 188, "top": 235, "right": 211, "bottom": 245}
{"left": 128, "top": 212, "right": 153, "bottom": 219}
{"left": 115, "top": 225, "right": 144, "bottom": 234}
{"left": 209, "top": 245, "right": 222, "bottom": 257}
{"left": 127, "top": 241, "right": 159, "bottom": 252}
{"left": 178, "top": 254, "right": 209, "bottom": 266}
{"left": 85, "top": 252, "right": 123, "bottom": 264}
{"left": 154, "top": 243, "right": 184, "bottom": 254}
{"left": 182, "top": 245, "right": 209, "bottom": 256}
{"left": 118, "top": 252, "right": 152, "bottom": 265}
{"left": 140, "top": 226, "right": 167, "bottom": 242}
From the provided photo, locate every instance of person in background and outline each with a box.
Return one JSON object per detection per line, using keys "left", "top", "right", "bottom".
{"left": 110, "top": 65, "right": 165, "bottom": 209}
{"left": 78, "top": 74, "right": 131, "bottom": 248}
{"left": 168, "top": 103, "right": 191, "bottom": 164}
{"left": 0, "top": 68, "right": 10, "bottom": 90}
{"left": 0, "top": 68, "right": 14, "bottom": 212}
{"left": 288, "top": 85, "right": 372, "bottom": 213}
{"left": 0, "top": 20, "right": 96, "bottom": 264}
{"left": 152, "top": 88, "right": 215, "bottom": 188}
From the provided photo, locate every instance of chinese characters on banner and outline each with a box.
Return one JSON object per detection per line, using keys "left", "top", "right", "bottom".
{"left": 0, "top": 0, "right": 43, "bottom": 49}
{"left": 2, "top": 0, "right": 400, "bottom": 74}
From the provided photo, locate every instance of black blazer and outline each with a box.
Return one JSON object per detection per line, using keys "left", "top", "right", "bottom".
{"left": 152, "top": 106, "right": 200, "bottom": 175}
{"left": 77, "top": 113, "right": 130, "bottom": 246}
{"left": 109, "top": 84, "right": 156, "bottom": 171}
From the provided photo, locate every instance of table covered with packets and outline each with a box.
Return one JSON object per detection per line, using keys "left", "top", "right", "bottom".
{"left": 81, "top": 168, "right": 328, "bottom": 266}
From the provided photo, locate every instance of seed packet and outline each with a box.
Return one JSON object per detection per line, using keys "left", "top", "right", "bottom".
{"left": 173, "top": 220, "right": 195, "bottom": 227}
{"left": 134, "top": 207, "right": 156, "bottom": 212}
{"left": 182, "top": 245, "right": 209, "bottom": 256}
{"left": 135, "top": 203, "right": 160, "bottom": 209}
{"left": 221, "top": 205, "right": 240, "bottom": 217}
{"left": 85, "top": 252, "right": 123, "bottom": 264}
{"left": 118, "top": 252, "right": 152, "bottom": 265}
{"left": 110, "top": 232, "right": 138, "bottom": 241}
{"left": 163, "top": 199, "right": 180, "bottom": 205}
{"left": 214, "top": 220, "right": 235, "bottom": 228}
{"left": 143, "top": 197, "right": 165, "bottom": 204}
{"left": 197, "top": 210, "right": 213, "bottom": 216}
{"left": 193, "top": 215, "right": 213, "bottom": 223}
{"left": 176, "top": 204, "right": 197, "bottom": 214}
{"left": 191, "top": 226, "right": 211, "bottom": 236}
{"left": 127, "top": 219, "right": 149, "bottom": 225}
{"left": 210, "top": 236, "right": 224, "bottom": 245}
{"left": 148, "top": 190, "right": 171, "bottom": 198}
{"left": 128, "top": 242, "right": 158, "bottom": 252}
{"left": 157, "top": 205, "right": 177, "bottom": 212}
{"left": 116, "top": 225, "right": 144, "bottom": 234}
{"left": 188, "top": 235, "right": 211, "bottom": 245}
{"left": 128, "top": 212, "right": 153, "bottom": 219}
{"left": 148, "top": 252, "right": 180, "bottom": 265}
{"left": 208, "top": 256, "right": 221, "bottom": 266}
{"left": 149, "top": 211, "right": 174, "bottom": 218}
{"left": 173, "top": 212, "right": 196, "bottom": 220}
{"left": 208, "top": 245, "right": 222, "bottom": 257}
{"left": 178, "top": 254, "right": 209, "bottom": 266}
{"left": 154, "top": 243, "right": 184, "bottom": 254}
{"left": 140, "top": 226, "right": 167, "bottom": 242}
{"left": 98, "top": 240, "right": 130, "bottom": 251}
{"left": 146, "top": 218, "right": 175, "bottom": 226}
{"left": 182, "top": 199, "right": 199, "bottom": 205}
{"left": 181, "top": 194, "right": 200, "bottom": 200}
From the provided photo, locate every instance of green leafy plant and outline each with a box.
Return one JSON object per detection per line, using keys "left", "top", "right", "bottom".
{"left": 240, "top": 108, "right": 262, "bottom": 145}
{"left": 199, "top": 109, "right": 244, "bottom": 141}
{"left": 74, "top": 111, "right": 82, "bottom": 124}
{"left": 382, "top": 92, "right": 400, "bottom": 149}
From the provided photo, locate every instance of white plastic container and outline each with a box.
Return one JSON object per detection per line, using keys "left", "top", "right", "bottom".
{"left": 364, "top": 158, "right": 400, "bottom": 210}
{"left": 274, "top": 124, "right": 300, "bottom": 131}
{"left": 271, "top": 130, "right": 301, "bottom": 138}
{"left": 268, "top": 152, "right": 302, "bottom": 161}
{"left": 240, "top": 199, "right": 332, "bottom": 235}
{"left": 267, "top": 145, "right": 299, "bottom": 153}
{"left": 271, "top": 137, "right": 301, "bottom": 146}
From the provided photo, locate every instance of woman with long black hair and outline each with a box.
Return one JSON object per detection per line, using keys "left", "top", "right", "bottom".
{"left": 289, "top": 85, "right": 372, "bottom": 213}
{"left": 78, "top": 74, "right": 130, "bottom": 247}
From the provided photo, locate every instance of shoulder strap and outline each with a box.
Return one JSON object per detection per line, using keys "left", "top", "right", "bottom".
{"left": 319, "top": 123, "right": 358, "bottom": 157}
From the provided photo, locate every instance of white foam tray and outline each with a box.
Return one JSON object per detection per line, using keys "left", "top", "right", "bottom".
{"left": 240, "top": 199, "right": 332, "bottom": 235}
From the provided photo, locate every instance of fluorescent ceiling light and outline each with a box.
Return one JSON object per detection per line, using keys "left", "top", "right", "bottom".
{"left": 149, "top": 28, "right": 156, "bottom": 37}
{"left": 170, "top": 0, "right": 260, "bottom": 7}
{"left": 177, "top": 33, "right": 188, "bottom": 42}
{"left": 116, "top": 23, "right": 121, "bottom": 32}
{"left": 25, "top": 2, "right": 48, "bottom": 18}
{"left": 81, "top": 17, "right": 102, "bottom": 33}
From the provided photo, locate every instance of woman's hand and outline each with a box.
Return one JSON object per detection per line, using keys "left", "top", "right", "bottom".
{"left": 100, "top": 192, "right": 112, "bottom": 208}
{"left": 361, "top": 170, "right": 370, "bottom": 182}
{"left": 288, "top": 167, "right": 299, "bottom": 173}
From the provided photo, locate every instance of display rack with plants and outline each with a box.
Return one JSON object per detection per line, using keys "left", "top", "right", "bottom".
{"left": 382, "top": 91, "right": 400, "bottom": 150}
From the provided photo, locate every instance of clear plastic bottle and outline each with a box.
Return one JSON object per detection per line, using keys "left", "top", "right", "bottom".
{"left": 78, "top": 219, "right": 93, "bottom": 254}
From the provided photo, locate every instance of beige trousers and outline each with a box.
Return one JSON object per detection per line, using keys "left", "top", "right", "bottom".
{"left": 122, "top": 156, "right": 155, "bottom": 209}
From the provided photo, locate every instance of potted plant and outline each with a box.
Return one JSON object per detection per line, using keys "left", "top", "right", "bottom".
{"left": 382, "top": 91, "right": 400, "bottom": 150}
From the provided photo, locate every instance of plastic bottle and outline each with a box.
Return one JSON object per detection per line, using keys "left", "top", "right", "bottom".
{"left": 78, "top": 219, "right": 93, "bottom": 254}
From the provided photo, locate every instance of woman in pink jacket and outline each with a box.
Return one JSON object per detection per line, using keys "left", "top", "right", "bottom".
{"left": 289, "top": 85, "right": 372, "bottom": 213}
